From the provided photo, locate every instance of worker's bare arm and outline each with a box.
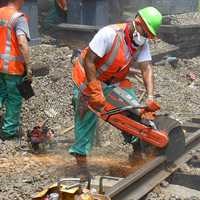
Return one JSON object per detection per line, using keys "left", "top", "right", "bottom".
{"left": 17, "top": 34, "right": 30, "bottom": 65}
{"left": 139, "top": 61, "right": 154, "bottom": 97}
{"left": 17, "top": 34, "right": 32, "bottom": 79}
{"left": 84, "top": 47, "right": 100, "bottom": 82}
{"left": 129, "top": 67, "right": 142, "bottom": 77}
{"left": 127, "top": 59, "right": 142, "bottom": 77}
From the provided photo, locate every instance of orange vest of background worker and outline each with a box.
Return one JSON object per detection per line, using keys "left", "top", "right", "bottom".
{"left": 0, "top": 7, "right": 25, "bottom": 75}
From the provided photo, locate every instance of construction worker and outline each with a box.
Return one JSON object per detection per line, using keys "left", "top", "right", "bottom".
{"left": 44, "top": 0, "right": 68, "bottom": 27}
{"left": 0, "top": 0, "right": 31, "bottom": 140}
{"left": 69, "top": 7, "right": 162, "bottom": 178}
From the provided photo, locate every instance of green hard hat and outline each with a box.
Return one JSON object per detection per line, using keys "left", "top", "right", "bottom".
{"left": 138, "top": 6, "right": 162, "bottom": 36}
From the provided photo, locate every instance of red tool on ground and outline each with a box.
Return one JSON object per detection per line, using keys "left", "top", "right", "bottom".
{"left": 89, "top": 86, "right": 185, "bottom": 162}
{"left": 27, "top": 119, "right": 56, "bottom": 153}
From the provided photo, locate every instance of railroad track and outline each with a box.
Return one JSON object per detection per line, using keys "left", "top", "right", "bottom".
{"left": 104, "top": 117, "right": 200, "bottom": 200}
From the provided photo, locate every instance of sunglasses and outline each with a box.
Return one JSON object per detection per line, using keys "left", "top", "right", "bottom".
{"left": 133, "top": 21, "right": 148, "bottom": 38}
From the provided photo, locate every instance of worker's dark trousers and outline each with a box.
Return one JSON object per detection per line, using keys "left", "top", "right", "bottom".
{"left": 0, "top": 73, "right": 23, "bottom": 136}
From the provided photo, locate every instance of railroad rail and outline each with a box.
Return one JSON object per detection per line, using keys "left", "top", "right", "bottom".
{"left": 105, "top": 118, "right": 200, "bottom": 200}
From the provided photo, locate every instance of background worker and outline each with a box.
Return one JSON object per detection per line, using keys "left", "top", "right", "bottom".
{"left": 44, "top": 0, "right": 68, "bottom": 27}
{"left": 0, "top": 0, "right": 31, "bottom": 140}
{"left": 69, "top": 6, "right": 162, "bottom": 178}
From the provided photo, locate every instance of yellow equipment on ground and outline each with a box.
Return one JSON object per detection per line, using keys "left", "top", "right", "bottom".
{"left": 32, "top": 178, "right": 111, "bottom": 200}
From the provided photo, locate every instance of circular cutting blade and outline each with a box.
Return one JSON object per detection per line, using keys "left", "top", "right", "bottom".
{"left": 153, "top": 115, "right": 186, "bottom": 162}
{"left": 139, "top": 115, "right": 186, "bottom": 162}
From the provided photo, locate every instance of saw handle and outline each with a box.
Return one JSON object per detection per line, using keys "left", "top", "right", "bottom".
{"left": 102, "top": 105, "right": 147, "bottom": 116}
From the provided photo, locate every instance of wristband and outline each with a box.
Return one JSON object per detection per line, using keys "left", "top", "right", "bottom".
{"left": 147, "top": 95, "right": 154, "bottom": 100}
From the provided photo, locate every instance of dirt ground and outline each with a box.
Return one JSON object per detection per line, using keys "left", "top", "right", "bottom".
{"left": 0, "top": 12, "right": 200, "bottom": 200}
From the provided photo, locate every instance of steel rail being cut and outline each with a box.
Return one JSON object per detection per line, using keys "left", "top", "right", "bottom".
{"left": 106, "top": 129, "right": 200, "bottom": 200}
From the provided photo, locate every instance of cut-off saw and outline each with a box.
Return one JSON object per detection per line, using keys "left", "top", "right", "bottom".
{"left": 90, "top": 86, "right": 185, "bottom": 162}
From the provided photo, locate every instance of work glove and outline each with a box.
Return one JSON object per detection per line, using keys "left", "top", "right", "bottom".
{"left": 145, "top": 99, "right": 160, "bottom": 112}
{"left": 141, "top": 111, "right": 156, "bottom": 120}
{"left": 140, "top": 98, "right": 160, "bottom": 120}
{"left": 87, "top": 80, "right": 106, "bottom": 111}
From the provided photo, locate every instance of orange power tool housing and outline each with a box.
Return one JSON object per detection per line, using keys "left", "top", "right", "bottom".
{"left": 90, "top": 86, "right": 169, "bottom": 148}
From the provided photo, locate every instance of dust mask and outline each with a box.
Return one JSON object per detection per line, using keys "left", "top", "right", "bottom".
{"left": 132, "top": 22, "right": 146, "bottom": 46}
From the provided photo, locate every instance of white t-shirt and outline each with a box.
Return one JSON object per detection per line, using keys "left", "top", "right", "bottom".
{"left": 89, "top": 26, "right": 152, "bottom": 63}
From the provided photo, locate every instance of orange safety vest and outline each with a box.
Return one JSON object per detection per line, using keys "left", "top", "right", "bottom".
{"left": 72, "top": 23, "right": 138, "bottom": 94}
{"left": 0, "top": 6, "right": 25, "bottom": 75}
{"left": 56, "top": 0, "right": 67, "bottom": 10}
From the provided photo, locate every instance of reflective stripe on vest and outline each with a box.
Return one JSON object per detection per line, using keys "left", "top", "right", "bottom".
{"left": 0, "top": 54, "right": 24, "bottom": 61}
{"left": 78, "top": 32, "right": 126, "bottom": 93}
{"left": 96, "top": 31, "right": 132, "bottom": 78}
{"left": 97, "top": 33, "right": 122, "bottom": 74}
{"left": 0, "top": 12, "right": 24, "bottom": 73}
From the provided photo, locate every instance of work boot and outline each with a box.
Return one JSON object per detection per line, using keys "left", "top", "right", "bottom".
{"left": 75, "top": 154, "right": 92, "bottom": 181}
